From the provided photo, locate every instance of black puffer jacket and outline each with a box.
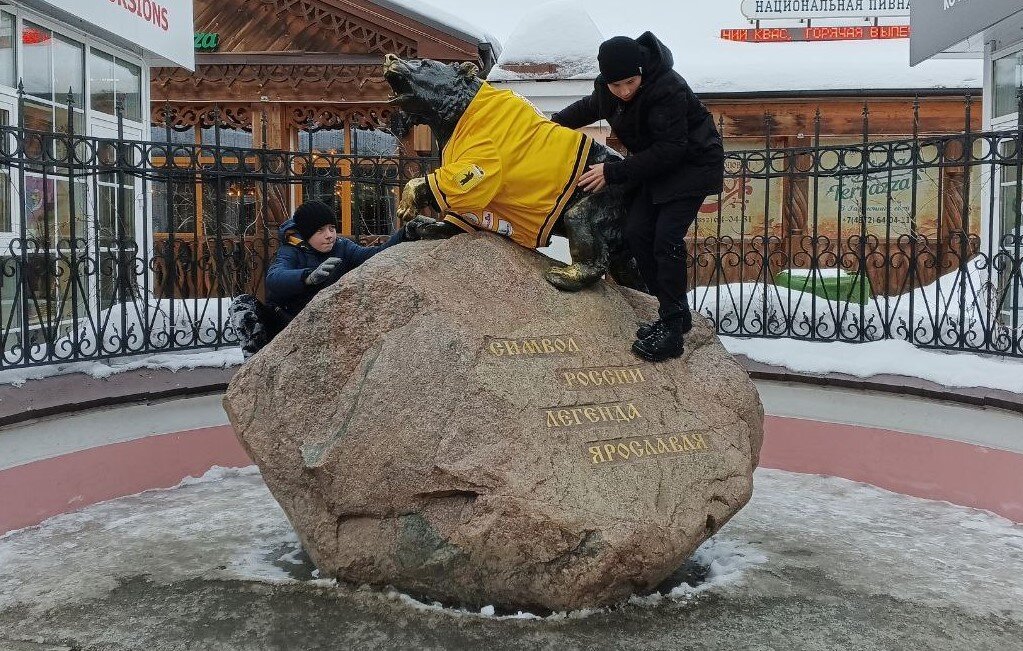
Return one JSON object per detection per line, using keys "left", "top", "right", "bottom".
{"left": 552, "top": 31, "right": 724, "bottom": 203}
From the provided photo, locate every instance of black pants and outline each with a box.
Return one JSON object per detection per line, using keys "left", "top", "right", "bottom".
{"left": 623, "top": 189, "right": 706, "bottom": 323}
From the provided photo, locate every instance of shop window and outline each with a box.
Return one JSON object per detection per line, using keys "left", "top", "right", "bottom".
{"left": 89, "top": 48, "right": 142, "bottom": 121}
{"left": 0, "top": 12, "right": 15, "bottom": 89}
{"left": 299, "top": 127, "right": 344, "bottom": 153}
{"left": 994, "top": 51, "right": 1023, "bottom": 119}
{"left": 200, "top": 125, "right": 252, "bottom": 149}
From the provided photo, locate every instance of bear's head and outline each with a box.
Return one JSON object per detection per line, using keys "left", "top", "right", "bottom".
{"left": 383, "top": 54, "right": 480, "bottom": 140}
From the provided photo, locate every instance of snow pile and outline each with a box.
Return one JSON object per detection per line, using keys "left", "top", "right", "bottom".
{"left": 0, "top": 296, "right": 241, "bottom": 381}
{"left": 490, "top": 1, "right": 603, "bottom": 80}
{"left": 0, "top": 347, "right": 243, "bottom": 387}
{"left": 692, "top": 257, "right": 1011, "bottom": 353}
{"left": 724, "top": 337, "right": 1023, "bottom": 394}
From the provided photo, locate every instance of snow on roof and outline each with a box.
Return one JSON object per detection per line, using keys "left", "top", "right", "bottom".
{"left": 369, "top": 0, "right": 501, "bottom": 56}
{"left": 491, "top": 1, "right": 603, "bottom": 80}
{"left": 426, "top": 0, "right": 982, "bottom": 93}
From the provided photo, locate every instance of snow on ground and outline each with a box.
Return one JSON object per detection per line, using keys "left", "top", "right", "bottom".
{"left": 0, "top": 347, "right": 243, "bottom": 387}
{"left": 1, "top": 467, "right": 1021, "bottom": 622}
{"left": 723, "top": 336, "right": 1023, "bottom": 394}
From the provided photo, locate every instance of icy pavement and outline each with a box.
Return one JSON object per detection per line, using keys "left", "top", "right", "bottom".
{"left": 1, "top": 467, "right": 1021, "bottom": 650}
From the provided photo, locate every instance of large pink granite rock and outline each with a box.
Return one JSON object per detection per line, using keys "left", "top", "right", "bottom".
{"left": 224, "top": 233, "right": 763, "bottom": 611}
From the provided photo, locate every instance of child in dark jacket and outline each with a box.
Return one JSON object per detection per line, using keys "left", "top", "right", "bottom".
{"left": 230, "top": 201, "right": 417, "bottom": 357}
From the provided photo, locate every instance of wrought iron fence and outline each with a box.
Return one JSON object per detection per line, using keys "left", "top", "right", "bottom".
{"left": 0, "top": 90, "right": 1020, "bottom": 370}
{"left": 0, "top": 91, "right": 436, "bottom": 369}
{"left": 693, "top": 94, "right": 1023, "bottom": 358}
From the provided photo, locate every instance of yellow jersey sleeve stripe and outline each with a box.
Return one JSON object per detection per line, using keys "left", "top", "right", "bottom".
{"left": 426, "top": 172, "right": 450, "bottom": 213}
{"left": 443, "top": 212, "right": 477, "bottom": 233}
{"left": 535, "top": 136, "right": 592, "bottom": 248}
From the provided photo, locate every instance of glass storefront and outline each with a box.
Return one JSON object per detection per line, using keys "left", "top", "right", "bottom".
{"left": 993, "top": 50, "right": 1023, "bottom": 119}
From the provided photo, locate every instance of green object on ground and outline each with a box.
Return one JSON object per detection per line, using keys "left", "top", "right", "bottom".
{"left": 774, "top": 268, "right": 872, "bottom": 305}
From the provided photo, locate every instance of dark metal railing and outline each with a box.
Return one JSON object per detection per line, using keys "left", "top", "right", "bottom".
{"left": 0, "top": 89, "right": 1020, "bottom": 369}
{"left": 692, "top": 92, "right": 1023, "bottom": 358}
{"left": 0, "top": 89, "right": 436, "bottom": 369}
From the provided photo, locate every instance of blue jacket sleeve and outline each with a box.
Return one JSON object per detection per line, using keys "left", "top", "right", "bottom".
{"left": 266, "top": 245, "right": 310, "bottom": 298}
{"left": 339, "top": 228, "right": 406, "bottom": 270}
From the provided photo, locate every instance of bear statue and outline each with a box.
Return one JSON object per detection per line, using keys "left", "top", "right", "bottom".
{"left": 385, "top": 53, "right": 644, "bottom": 292}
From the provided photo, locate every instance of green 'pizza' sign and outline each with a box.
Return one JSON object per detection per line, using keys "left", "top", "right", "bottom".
{"left": 194, "top": 33, "right": 219, "bottom": 52}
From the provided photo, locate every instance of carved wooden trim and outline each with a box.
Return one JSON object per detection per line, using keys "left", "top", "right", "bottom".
{"left": 152, "top": 64, "right": 389, "bottom": 93}
{"left": 288, "top": 104, "right": 393, "bottom": 130}
{"left": 151, "top": 103, "right": 254, "bottom": 131}
{"left": 257, "top": 0, "right": 416, "bottom": 56}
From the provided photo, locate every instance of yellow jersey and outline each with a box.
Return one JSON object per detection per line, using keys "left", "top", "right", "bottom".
{"left": 425, "top": 82, "right": 592, "bottom": 249}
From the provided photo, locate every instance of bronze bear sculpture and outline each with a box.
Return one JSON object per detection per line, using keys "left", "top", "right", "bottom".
{"left": 384, "top": 54, "right": 643, "bottom": 292}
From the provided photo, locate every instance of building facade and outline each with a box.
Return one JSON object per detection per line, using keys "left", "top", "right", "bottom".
{"left": 150, "top": 0, "right": 496, "bottom": 241}
{"left": 0, "top": 0, "right": 193, "bottom": 352}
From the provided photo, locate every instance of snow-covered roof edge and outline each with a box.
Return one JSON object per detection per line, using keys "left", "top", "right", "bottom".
{"left": 369, "top": 0, "right": 502, "bottom": 58}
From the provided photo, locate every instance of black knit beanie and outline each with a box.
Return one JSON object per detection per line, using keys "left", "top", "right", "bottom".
{"left": 293, "top": 201, "right": 337, "bottom": 241}
{"left": 598, "top": 36, "right": 645, "bottom": 83}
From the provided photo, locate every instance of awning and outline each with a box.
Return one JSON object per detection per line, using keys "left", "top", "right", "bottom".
{"left": 911, "top": 0, "right": 1023, "bottom": 66}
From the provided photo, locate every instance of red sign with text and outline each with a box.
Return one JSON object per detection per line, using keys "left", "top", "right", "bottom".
{"left": 721, "top": 25, "right": 910, "bottom": 43}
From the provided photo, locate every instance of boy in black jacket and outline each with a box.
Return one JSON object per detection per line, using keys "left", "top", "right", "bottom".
{"left": 230, "top": 201, "right": 420, "bottom": 357}
{"left": 553, "top": 32, "right": 724, "bottom": 362}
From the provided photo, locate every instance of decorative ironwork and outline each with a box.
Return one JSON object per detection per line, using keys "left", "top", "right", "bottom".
{"left": 0, "top": 90, "right": 1021, "bottom": 370}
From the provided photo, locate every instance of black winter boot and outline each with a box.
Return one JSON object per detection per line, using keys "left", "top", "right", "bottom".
{"left": 632, "top": 318, "right": 684, "bottom": 362}
{"left": 636, "top": 311, "right": 692, "bottom": 340}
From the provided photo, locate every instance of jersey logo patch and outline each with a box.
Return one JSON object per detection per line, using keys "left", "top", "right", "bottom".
{"left": 456, "top": 163, "right": 486, "bottom": 190}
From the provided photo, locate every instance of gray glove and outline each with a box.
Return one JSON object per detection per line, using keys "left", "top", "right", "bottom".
{"left": 304, "top": 257, "right": 341, "bottom": 286}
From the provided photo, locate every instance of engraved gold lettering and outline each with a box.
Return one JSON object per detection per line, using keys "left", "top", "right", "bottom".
{"left": 542, "top": 339, "right": 556, "bottom": 353}
{"left": 505, "top": 341, "right": 521, "bottom": 356}
{"left": 626, "top": 403, "right": 641, "bottom": 420}
{"left": 627, "top": 368, "right": 645, "bottom": 383}
{"left": 612, "top": 406, "right": 629, "bottom": 422}
{"left": 570, "top": 408, "right": 584, "bottom": 426}
{"left": 563, "top": 372, "right": 576, "bottom": 388}
{"left": 602, "top": 369, "right": 616, "bottom": 384}
{"left": 546, "top": 411, "right": 559, "bottom": 427}
{"left": 614, "top": 369, "right": 630, "bottom": 383}
{"left": 584, "top": 432, "right": 711, "bottom": 467}
{"left": 554, "top": 339, "right": 567, "bottom": 352}
{"left": 588, "top": 370, "right": 602, "bottom": 386}
{"left": 576, "top": 372, "right": 589, "bottom": 387}
{"left": 522, "top": 339, "right": 539, "bottom": 354}
{"left": 567, "top": 337, "right": 580, "bottom": 352}
{"left": 489, "top": 341, "right": 504, "bottom": 356}
{"left": 557, "top": 410, "right": 573, "bottom": 427}
{"left": 584, "top": 407, "right": 600, "bottom": 423}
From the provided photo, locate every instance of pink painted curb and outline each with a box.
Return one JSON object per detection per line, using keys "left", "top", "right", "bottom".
{"left": 761, "top": 415, "right": 1023, "bottom": 523}
{"left": 0, "top": 425, "right": 252, "bottom": 536}
{"left": 3, "top": 415, "right": 1021, "bottom": 537}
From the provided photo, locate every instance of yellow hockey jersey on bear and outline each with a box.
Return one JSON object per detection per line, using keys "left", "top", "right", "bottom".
{"left": 425, "top": 82, "right": 592, "bottom": 249}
